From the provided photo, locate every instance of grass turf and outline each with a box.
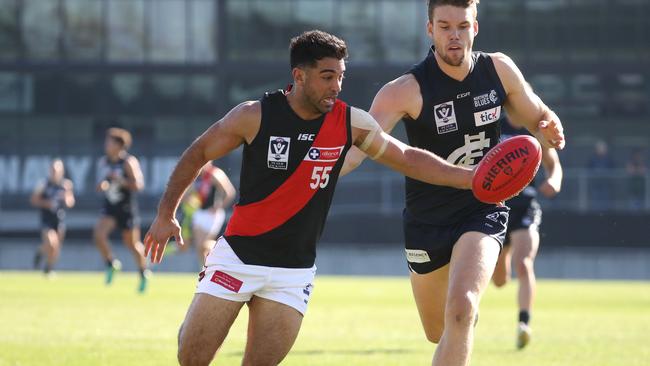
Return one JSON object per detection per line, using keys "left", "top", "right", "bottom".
{"left": 0, "top": 271, "right": 648, "bottom": 365}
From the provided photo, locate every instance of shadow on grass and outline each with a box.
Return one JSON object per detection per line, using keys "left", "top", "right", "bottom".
{"left": 226, "top": 348, "right": 419, "bottom": 357}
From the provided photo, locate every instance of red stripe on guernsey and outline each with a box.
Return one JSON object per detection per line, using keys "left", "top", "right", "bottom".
{"left": 225, "top": 101, "right": 348, "bottom": 237}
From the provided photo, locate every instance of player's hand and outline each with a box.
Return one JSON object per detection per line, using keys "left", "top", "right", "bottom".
{"left": 144, "top": 216, "right": 184, "bottom": 264}
{"left": 538, "top": 120, "right": 565, "bottom": 150}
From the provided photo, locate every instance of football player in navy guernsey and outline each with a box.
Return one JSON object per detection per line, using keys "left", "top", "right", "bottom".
{"left": 492, "top": 116, "right": 562, "bottom": 349}
{"left": 341, "top": 1, "right": 565, "bottom": 365}
{"left": 144, "top": 30, "right": 476, "bottom": 366}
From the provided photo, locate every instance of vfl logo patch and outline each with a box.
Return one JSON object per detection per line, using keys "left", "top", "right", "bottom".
{"left": 210, "top": 271, "right": 243, "bottom": 293}
{"left": 405, "top": 249, "right": 431, "bottom": 263}
{"left": 268, "top": 136, "right": 290, "bottom": 170}
{"left": 304, "top": 146, "right": 344, "bottom": 162}
{"left": 473, "top": 89, "right": 499, "bottom": 108}
{"left": 486, "top": 212, "right": 500, "bottom": 222}
{"left": 434, "top": 101, "right": 458, "bottom": 134}
{"left": 474, "top": 106, "right": 501, "bottom": 127}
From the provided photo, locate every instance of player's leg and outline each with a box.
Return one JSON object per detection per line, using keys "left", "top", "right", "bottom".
{"left": 94, "top": 215, "right": 120, "bottom": 284}
{"left": 241, "top": 296, "right": 304, "bottom": 366}
{"left": 510, "top": 227, "right": 540, "bottom": 348}
{"left": 410, "top": 265, "right": 449, "bottom": 343}
{"left": 121, "top": 226, "right": 149, "bottom": 292}
{"left": 492, "top": 242, "right": 512, "bottom": 287}
{"left": 41, "top": 228, "right": 59, "bottom": 274}
{"left": 192, "top": 225, "right": 212, "bottom": 266}
{"left": 432, "top": 232, "right": 501, "bottom": 366}
{"left": 177, "top": 293, "right": 245, "bottom": 366}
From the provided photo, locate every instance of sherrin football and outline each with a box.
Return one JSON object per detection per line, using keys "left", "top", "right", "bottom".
{"left": 472, "top": 135, "right": 542, "bottom": 204}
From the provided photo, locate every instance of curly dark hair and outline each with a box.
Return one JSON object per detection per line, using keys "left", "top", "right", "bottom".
{"left": 427, "top": 0, "right": 480, "bottom": 22}
{"left": 289, "top": 30, "right": 348, "bottom": 69}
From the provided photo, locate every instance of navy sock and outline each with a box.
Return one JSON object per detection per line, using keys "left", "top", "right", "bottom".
{"left": 519, "top": 310, "right": 530, "bottom": 325}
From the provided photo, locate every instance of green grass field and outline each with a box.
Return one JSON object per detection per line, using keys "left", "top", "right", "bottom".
{"left": 1, "top": 271, "right": 648, "bottom": 366}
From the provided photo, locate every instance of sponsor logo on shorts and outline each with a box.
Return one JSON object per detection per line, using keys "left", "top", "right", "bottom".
{"left": 304, "top": 146, "right": 344, "bottom": 162}
{"left": 434, "top": 101, "right": 458, "bottom": 134}
{"left": 474, "top": 106, "right": 501, "bottom": 127}
{"left": 302, "top": 283, "right": 314, "bottom": 304}
{"left": 210, "top": 270, "right": 243, "bottom": 293}
{"left": 198, "top": 270, "right": 206, "bottom": 282}
{"left": 268, "top": 136, "right": 290, "bottom": 170}
{"left": 405, "top": 249, "right": 431, "bottom": 263}
{"left": 473, "top": 89, "right": 499, "bottom": 108}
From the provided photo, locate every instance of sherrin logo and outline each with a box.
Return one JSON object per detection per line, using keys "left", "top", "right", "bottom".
{"left": 482, "top": 146, "right": 530, "bottom": 191}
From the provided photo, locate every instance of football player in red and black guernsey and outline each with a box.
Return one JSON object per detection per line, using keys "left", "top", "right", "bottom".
{"left": 145, "top": 30, "right": 474, "bottom": 366}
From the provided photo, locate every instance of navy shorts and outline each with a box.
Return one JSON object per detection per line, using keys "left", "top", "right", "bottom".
{"left": 505, "top": 198, "right": 542, "bottom": 244}
{"left": 41, "top": 210, "right": 64, "bottom": 231}
{"left": 403, "top": 206, "right": 509, "bottom": 274}
{"left": 101, "top": 204, "right": 140, "bottom": 230}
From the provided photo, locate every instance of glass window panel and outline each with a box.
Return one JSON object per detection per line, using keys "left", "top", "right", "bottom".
{"left": 64, "top": 73, "right": 103, "bottom": 115}
{"left": 0, "top": 72, "right": 24, "bottom": 112}
{"left": 0, "top": 0, "right": 19, "bottom": 60}
{"left": 189, "top": 0, "right": 216, "bottom": 62}
{"left": 22, "top": 0, "right": 62, "bottom": 60}
{"left": 33, "top": 73, "right": 64, "bottom": 114}
{"left": 188, "top": 74, "right": 216, "bottom": 114}
{"left": 0, "top": 117, "right": 19, "bottom": 154}
{"left": 107, "top": 0, "right": 145, "bottom": 61}
{"left": 226, "top": 75, "right": 288, "bottom": 106}
{"left": 378, "top": 1, "right": 419, "bottom": 62}
{"left": 150, "top": 0, "right": 186, "bottom": 62}
{"left": 108, "top": 73, "right": 147, "bottom": 114}
{"left": 338, "top": 1, "right": 380, "bottom": 62}
{"left": 150, "top": 74, "right": 186, "bottom": 115}
{"left": 64, "top": 0, "right": 103, "bottom": 60}
{"left": 293, "top": 0, "right": 334, "bottom": 30}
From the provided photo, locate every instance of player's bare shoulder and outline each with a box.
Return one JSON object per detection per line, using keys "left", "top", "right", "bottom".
{"left": 221, "top": 100, "right": 262, "bottom": 144}
{"left": 370, "top": 73, "right": 423, "bottom": 125}
{"left": 487, "top": 52, "right": 526, "bottom": 93}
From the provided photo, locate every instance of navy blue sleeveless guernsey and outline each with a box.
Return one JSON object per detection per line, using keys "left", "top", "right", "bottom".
{"left": 500, "top": 118, "right": 538, "bottom": 204}
{"left": 98, "top": 156, "right": 136, "bottom": 211}
{"left": 225, "top": 90, "right": 352, "bottom": 268}
{"left": 41, "top": 179, "right": 67, "bottom": 221}
{"left": 404, "top": 49, "right": 506, "bottom": 225}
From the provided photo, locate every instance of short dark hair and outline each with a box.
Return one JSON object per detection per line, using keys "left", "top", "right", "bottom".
{"left": 427, "top": 0, "right": 480, "bottom": 22}
{"left": 107, "top": 127, "right": 132, "bottom": 150}
{"left": 289, "top": 30, "right": 348, "bottom": 69}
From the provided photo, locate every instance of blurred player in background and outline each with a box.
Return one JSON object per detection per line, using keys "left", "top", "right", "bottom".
{"left": 93, "top": 127, "right": 150, "bottom": 293}
{"left": 31, "top": 158, "right": 75, "bottom": 276}
{"left": 144, "top": 30, "right": 474, "bottom": 366}
{"left": 177, "top": 161, "right": 236, "bottom": 266}
{"left": 342, "top": 1, "right": 565, "bottom": 365}
{"left": 492, "top": 116, "right": 563, "bottom": 349}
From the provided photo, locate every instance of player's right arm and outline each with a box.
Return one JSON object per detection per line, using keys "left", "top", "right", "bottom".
{"left": 145, "top": 101, "right": 261, "bottom": 263}
{"left": 29, "top": 181, "right": 49, "bottom": 209}
{"left": 340, "top": 74, "right": 422, "bottom": 175}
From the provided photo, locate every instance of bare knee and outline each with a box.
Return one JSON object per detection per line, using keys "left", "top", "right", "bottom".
{"left": 445, "top": 292, "right": 479, "bottom": 329}
{"left": 177, "top": 331, "right": 212, "bottom": 366}
{"left": 515, "top": 257, "right": 534, "bottom": 278}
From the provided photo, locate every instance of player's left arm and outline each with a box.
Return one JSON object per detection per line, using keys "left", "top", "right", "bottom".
{"left": 123, "top": 156, "right": 145, "bottom": 192}
{"left": 63, "top": 179, "right": 76, "bottom": 208}
{"left": 211, "top": 167, "right": 237, "bottom": 208}
{"left": 538, "top": 147, "right": 563, "bottom": 198}
{"left": 492, "top": 53, "right": 565, "bottom": 150}
{"left": 350, "top": 107, "right": 472, "bottom": 189}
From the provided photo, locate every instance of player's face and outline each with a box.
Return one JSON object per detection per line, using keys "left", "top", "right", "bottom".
{"left": 104, "top": 136, "right": 122, "bottom": 156}
{"left": 300, "top": 57, "right": 345, "bottom": 114}
{"left": 428, "top": 5, "right": 478, "bottom": 67}
{"left": 49, "top": 161, "right": 64, "bottom": 182}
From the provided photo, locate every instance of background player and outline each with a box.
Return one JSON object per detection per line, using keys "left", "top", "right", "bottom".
{"left": 492, "top": 116, "right": 563, "bottom": 349}
{"left": 143, "top": 30, "right": 476, "bottom": 366}
{"left": 31, "top": 158, "right": 75, "bottom": 276}
{"left": 177, "top": 161, "right": 236, "bottom": 266}
{"left": 93, "top": 127, "right": 150, "bottom": 292}
{"left": 341, "top": 1, "right": 565, "bottom": 365}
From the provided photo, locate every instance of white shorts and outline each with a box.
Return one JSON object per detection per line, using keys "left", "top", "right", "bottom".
{"left": 192, "top": 208, "right": 226, "bottom": 236}
{"left": 196, "top": 237, "right": 316, "bottom": 315}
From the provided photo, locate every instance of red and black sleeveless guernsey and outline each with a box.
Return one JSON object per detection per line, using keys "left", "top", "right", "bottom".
{"left": 224, "top": 90, "right": 352, "bottom": 268}
{"left": 404, "top": 49, "right": 506, "bottom": 225}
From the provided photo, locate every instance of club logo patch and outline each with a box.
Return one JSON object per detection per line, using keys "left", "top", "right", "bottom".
{"left": 473, "top": 89, "right": 499, "bottom": 108}
{"left": 474, "top": 106, "right": 501, "bottom": 127}
{"left": 434, "top": 101, "right": 458, "bottom": 134}
{"left": 268, "top": 136, "right": 290, "bottom": 170}
{"left": 304, "top": 146, "right": 344, "bottom": 162}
